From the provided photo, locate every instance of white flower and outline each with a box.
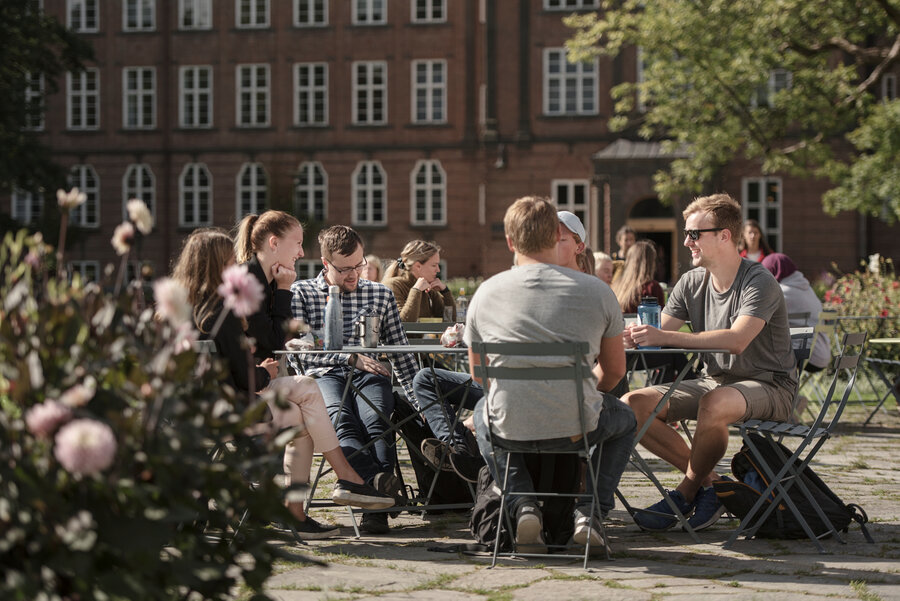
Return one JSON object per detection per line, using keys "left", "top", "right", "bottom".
{"left": 111, "top": 222, "right": 135, "bottom": 256}
{"left": 59, "top": 378, "right": 96, "bottom": 408}
{"left": 57, "top": 188, "right": 87, "bottom": 210}
{"left": 217, "top": 264, "right": 264, "bottom": 318}
{"left": 54, "top": 419, "right": 117, "bottom": 476}
{"left": 868, "top": 253, "right": 881, "bottom": 274}
{"left": 153, "top": 278, "right": 192, "bottom": 326}
{"left": 126, "top": 198, "right": 154, "bottom": 234}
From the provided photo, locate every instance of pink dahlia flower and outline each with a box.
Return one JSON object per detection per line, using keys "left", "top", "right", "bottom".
{"left": 25, "top": 400, "right": 72, "bottom": 438}
{"left": 217, "top": 264, "right": 264, "bottom": 318}
{"left": 54, "top": 419, "right": 117, "bottom": 476}
{"left": 111, "top": 222, "right": 135, "bottom": 256}
{"left": 153, "top": 278, "right": 192, "bottom": 326}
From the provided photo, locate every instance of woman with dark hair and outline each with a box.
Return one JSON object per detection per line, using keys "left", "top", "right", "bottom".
{"left": 739, "top": 219, "right": 773, "bottom": 262}
{"left": 382, "top": 240, "right": 455, "bottom": 322}
{"left": 171, "top": 229, "right": 393, "bottom": 539}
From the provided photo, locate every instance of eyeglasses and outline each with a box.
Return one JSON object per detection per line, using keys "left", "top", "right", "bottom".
{"left": 329, "top": 258, "right": 368, "bottom": 275}
{"left": 684, "top": 228, "right": 725, "bottom": 241}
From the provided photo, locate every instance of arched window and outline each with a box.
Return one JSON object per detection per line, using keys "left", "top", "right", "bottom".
{"left": 410, "top": 159, "right": 446, "bottom": 225}
{"left": 179, "top": 163, "right": 212, "bottom": 227}
{"left": 236, "top": 162, "right": 267, "bottom": 218}
{"left": 294, "top": 162, "right": 327, "bottom": 222}
{"left": 352, "top": 161, "right": 386, "bottom": 226}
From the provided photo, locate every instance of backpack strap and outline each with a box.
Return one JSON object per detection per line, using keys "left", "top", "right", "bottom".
{"left": 847, "top": 503, "right": 874, "bottom": 543}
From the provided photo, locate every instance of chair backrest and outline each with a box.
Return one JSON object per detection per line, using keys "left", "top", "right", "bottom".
{"left": 471, "top": 341, "right": 593, "bottom": 440}
{"left": 789, "top": 326, "right": 814, "bottom": 371}
{"left": 810, "top": 309, "right": 838, "bottom": 363}
{"left": 812, "top": 331, "right": 868, "bottom": 433}
{"left": 402, "top": 321, "right": 453, "bottom": 334}
{"left": 788, "top": 311, "right": 811, "bottom": 325}
{"left": 194, "top": 339, "right": 217, "bottom": 354}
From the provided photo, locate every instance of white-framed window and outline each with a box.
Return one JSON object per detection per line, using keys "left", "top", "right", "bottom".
{"left": 294, "top": 0, "right": 327, "bottom": 26}
{"left": 352, "top": 161, "right": 386, "bottom": 226}
{"left": 412, "top": 0, "right": 445, "bottom": 23}
{"left": 67, "top": 68, "right": 100, "bottom": 130}
{"left": 352, "top": 61, "right": 387, "bottom": 125}
{"left": 68, "top": 260, "right": 100, "bottom": 283}
{"left": 11, "top": 189, "right": 44, "bottom": 225}
{"left": 410, "top": 160, "right": 446, "bottom": 226}
{"left": 179, "top": 0, "right": 211, "bottom": 30}
{"left": 294, "top": 63, "right": 328, "bottom": 126}
{"left": 412, "top": 60, "right": 446, "bottom": 123}
{"left": 123, "top": 164, "right": 156, "bottom": 224}
{"left": 236, "top": 64, "right": 270, "bottom": 127}
{"left": 123, "top": 67, "right": 156, "bottom": 129}
{"left": 742, "top": 177, "right": 782, "bottom": 252}
{"left": 179, "top": 163, "right": 212, "bottom": 227}
{"left": 123, "top": 0, "right": 155, "bottom": 31}
{"left": 24, "top": 72, "right": 45, "bottom": 131}
{"left": 236, "top": 162, "right": 267, "bottom": 218}
{"left": 543, "top": 0, "right": 599, "bottom": 9}
{"left": 179, "top": 66, "right": 213, "bottom": 128}
{"left": 236, "top": 0, "right": 269, "bottom": 28}
{"left": 294, "top": 161, "right": 327, "bottom": 222}
{"left": 68, "top": 166, "right": 100, "bottom": 228}
{"left": 552, "top": 179, "right": 590, "bottom": 236}
{"left": 295, "top": 259, "right": 321, "bottom": 280}
{"left": 353, "top": 0, "right": 386, "bottom": 25}
{"left": 883, "top": 73, "right": 897, "bottom": 102}
{"left": 68, "top": 0, "right": 99, "bottom": 32}
{"left": 751, "top": 68, "right": 792, "bottom": 108}
{"left": 543, "top": 48, "right": 598, "bottom": 116}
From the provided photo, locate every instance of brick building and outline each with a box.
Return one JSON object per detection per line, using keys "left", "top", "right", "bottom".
{"left": 4, "top": 0, "right": 898, "bottom": 284}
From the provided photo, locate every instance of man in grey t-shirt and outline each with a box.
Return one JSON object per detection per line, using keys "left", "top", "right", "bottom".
{"left": 624, "top": 193, "right": 797, "bottom": 533}
{"left": 464, "top": 195, "right": 636, "bottom": 553}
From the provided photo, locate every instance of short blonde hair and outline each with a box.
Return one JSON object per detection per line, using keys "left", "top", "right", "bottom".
{"left": 503, "top": 196, "right": 558, "bottom": 255}
{"left": 683, "top": 193, "right": 742, "bottom": 245}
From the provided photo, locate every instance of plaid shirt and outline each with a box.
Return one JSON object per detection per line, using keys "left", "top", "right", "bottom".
{"left": 290, "top": 271, "right": 419, "bottom": 406}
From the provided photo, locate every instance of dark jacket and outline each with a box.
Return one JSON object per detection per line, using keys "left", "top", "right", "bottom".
{"left": 201, "top": 303, "right": 270, "bottom": 395}
{"left": 243, "top": 257, "right": 293, "bottom": 361}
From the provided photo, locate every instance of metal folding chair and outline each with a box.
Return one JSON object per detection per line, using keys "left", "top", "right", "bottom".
{"left": 724, "top": 331, "right": 869, "bottom": 553}
{"left": 472, "top": 341, "right": 610, "bottom": 569}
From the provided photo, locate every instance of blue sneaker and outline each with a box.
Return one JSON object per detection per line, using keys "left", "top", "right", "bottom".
{"left": 686, "top": 476, "right": 732, "bottom": 531}
{"left": 633, "top": 490, "right": 692, "bottom": 532}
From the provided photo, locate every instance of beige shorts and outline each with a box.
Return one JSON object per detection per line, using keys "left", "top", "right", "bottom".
{"left": 651, "top": 376, "right": 795, "bottom": 424}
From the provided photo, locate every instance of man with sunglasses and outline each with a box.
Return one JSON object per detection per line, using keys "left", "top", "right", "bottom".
{"left": 623, "top": 193, "right": 796, "bottom": 533}
{"left": 289, "top": 225, "right": 417, "bottom": 534}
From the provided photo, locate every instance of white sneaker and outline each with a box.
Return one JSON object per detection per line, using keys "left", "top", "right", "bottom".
{"left": 515, "top": 504, "right": 546, "bottom": 554}
{"left": 572, "top": 513, "right": 604, "bottom": 547}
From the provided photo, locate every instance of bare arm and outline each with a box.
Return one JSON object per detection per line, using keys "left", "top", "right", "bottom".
{"left": 629, "top": 314, "right": 766, "bottom": 354}
{"left": 592, "top": 334, "right": 626, "bottom": 392}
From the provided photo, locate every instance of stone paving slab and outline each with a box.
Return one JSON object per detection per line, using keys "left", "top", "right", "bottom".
{"left": 261, "top": 408, "right": 900, "bottom": 601}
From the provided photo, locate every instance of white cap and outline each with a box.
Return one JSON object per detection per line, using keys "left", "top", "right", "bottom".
{"left": 558, "top": 211, "right": 586, "bottom": 242}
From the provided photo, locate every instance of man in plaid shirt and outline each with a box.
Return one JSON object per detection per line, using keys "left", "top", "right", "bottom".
{"left": 289, "top": 225, "right": 417, "bottom": 534}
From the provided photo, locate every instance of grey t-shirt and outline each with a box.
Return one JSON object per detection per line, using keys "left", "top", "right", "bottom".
{"left": 463, "top": 263, "right": 624, "bottom": 440}
{"left": 664, "top": 259, "right": 797, "bottom": 391}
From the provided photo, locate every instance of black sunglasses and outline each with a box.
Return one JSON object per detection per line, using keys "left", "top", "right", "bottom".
{"left": 684, "top": 227, "right": 725, "bottom": 241}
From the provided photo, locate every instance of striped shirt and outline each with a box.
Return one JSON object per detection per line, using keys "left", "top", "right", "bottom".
{"left": 289, "top": 271, "right": 419, "bottom": 406}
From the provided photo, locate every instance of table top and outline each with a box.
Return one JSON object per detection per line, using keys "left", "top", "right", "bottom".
{"left": 625, "top": 347, "right": 730, "bottom": 355}
{"left": 276, "top": 344, "right": 469, "bottom": 355}
{"left": 870, "top": 338, "right": 900, "bottom": 345}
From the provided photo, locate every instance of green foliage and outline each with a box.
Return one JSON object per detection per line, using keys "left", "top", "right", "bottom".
{"left": 824, "top": 254, "right": 900, "bottom": 359}
{"left": 565, "top": 0, "right": 900, "bottom": 222}
{"left": 0, "top": 230, "right": 297, "bottom": 600}
{"left": 0, "top": 0, "right": 93, "bottom": 194}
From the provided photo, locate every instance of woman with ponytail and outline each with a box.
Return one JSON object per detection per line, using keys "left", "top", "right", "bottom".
{"left": 233, "top": 211, "right": 304, "bottom": 359}
{"left": 382, "top": 240, "right": 455, "bottom": 322}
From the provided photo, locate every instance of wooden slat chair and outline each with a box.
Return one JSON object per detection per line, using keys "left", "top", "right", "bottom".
{"left": 472, "top": 341, "right": 610, "bottom": 569}
{"left": 724, "top": 332, "right": 870, "bottom": 553}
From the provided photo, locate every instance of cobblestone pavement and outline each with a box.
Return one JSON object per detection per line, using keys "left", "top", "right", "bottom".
{"left": 262, "top": 404, "right": 900, "bottom": 601}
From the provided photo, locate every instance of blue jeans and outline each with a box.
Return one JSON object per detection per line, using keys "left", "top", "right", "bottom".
{"left": 316, "top": 368, "right": 396, "bottom": 483}
{"left": 474, "top": 393, "right": 636, "bottom": 517}
{"left": 413, "top": 368, "right": 483, "bottom": 448}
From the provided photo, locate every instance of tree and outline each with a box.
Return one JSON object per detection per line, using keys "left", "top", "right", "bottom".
{"left": 0, "top": 0, "right": 93, "bottom": 195}
{"left": 565, "top": 0, "right": 900, "bottom": 223}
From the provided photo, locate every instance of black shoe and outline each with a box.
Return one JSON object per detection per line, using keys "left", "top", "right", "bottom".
{"left": 449, "top": 451, "right": 483, "bottom": 483}
{"left": 332, "top": 480, "right": 395, "bottom": 510}
{"left": 359, "top": 512, "right": 390, "bottom": 535}
{"left": 373, "top": 471, "right": 405, "bottom": 517}
{"left": 292, "top": 516, "right": 340, "bottom": 540}
{"left": 420, "top": 438, "right": 454, "bottom": 472}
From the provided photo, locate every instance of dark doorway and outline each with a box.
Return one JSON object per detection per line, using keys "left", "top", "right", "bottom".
{"left": 638, "top": 230, "right": 673, "bottom": 285}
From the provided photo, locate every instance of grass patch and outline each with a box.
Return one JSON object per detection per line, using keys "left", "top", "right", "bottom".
{"left": 850, "top": 580, "right": 882, "bottom": 601}
{"left": 413, "top": 572, "right": 459, "bottom": 590}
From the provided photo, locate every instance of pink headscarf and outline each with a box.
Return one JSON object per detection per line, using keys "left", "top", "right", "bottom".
{"left": 761, "top": 253, "right": 798, "bottom": 282}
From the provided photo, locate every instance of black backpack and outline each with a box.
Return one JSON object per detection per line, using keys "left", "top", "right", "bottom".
{"left": 713, "top": 433, "right": 871, "bottom": 541}
{"left": 469, "top": 454, "right": 579, "bottom": 551}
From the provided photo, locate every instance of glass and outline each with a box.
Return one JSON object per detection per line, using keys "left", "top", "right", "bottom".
{"left": 331, "top": 258, "right": 368, "bottom": 274}
{"left": 684, "top": 227, "right": 725, "bottom": 241}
